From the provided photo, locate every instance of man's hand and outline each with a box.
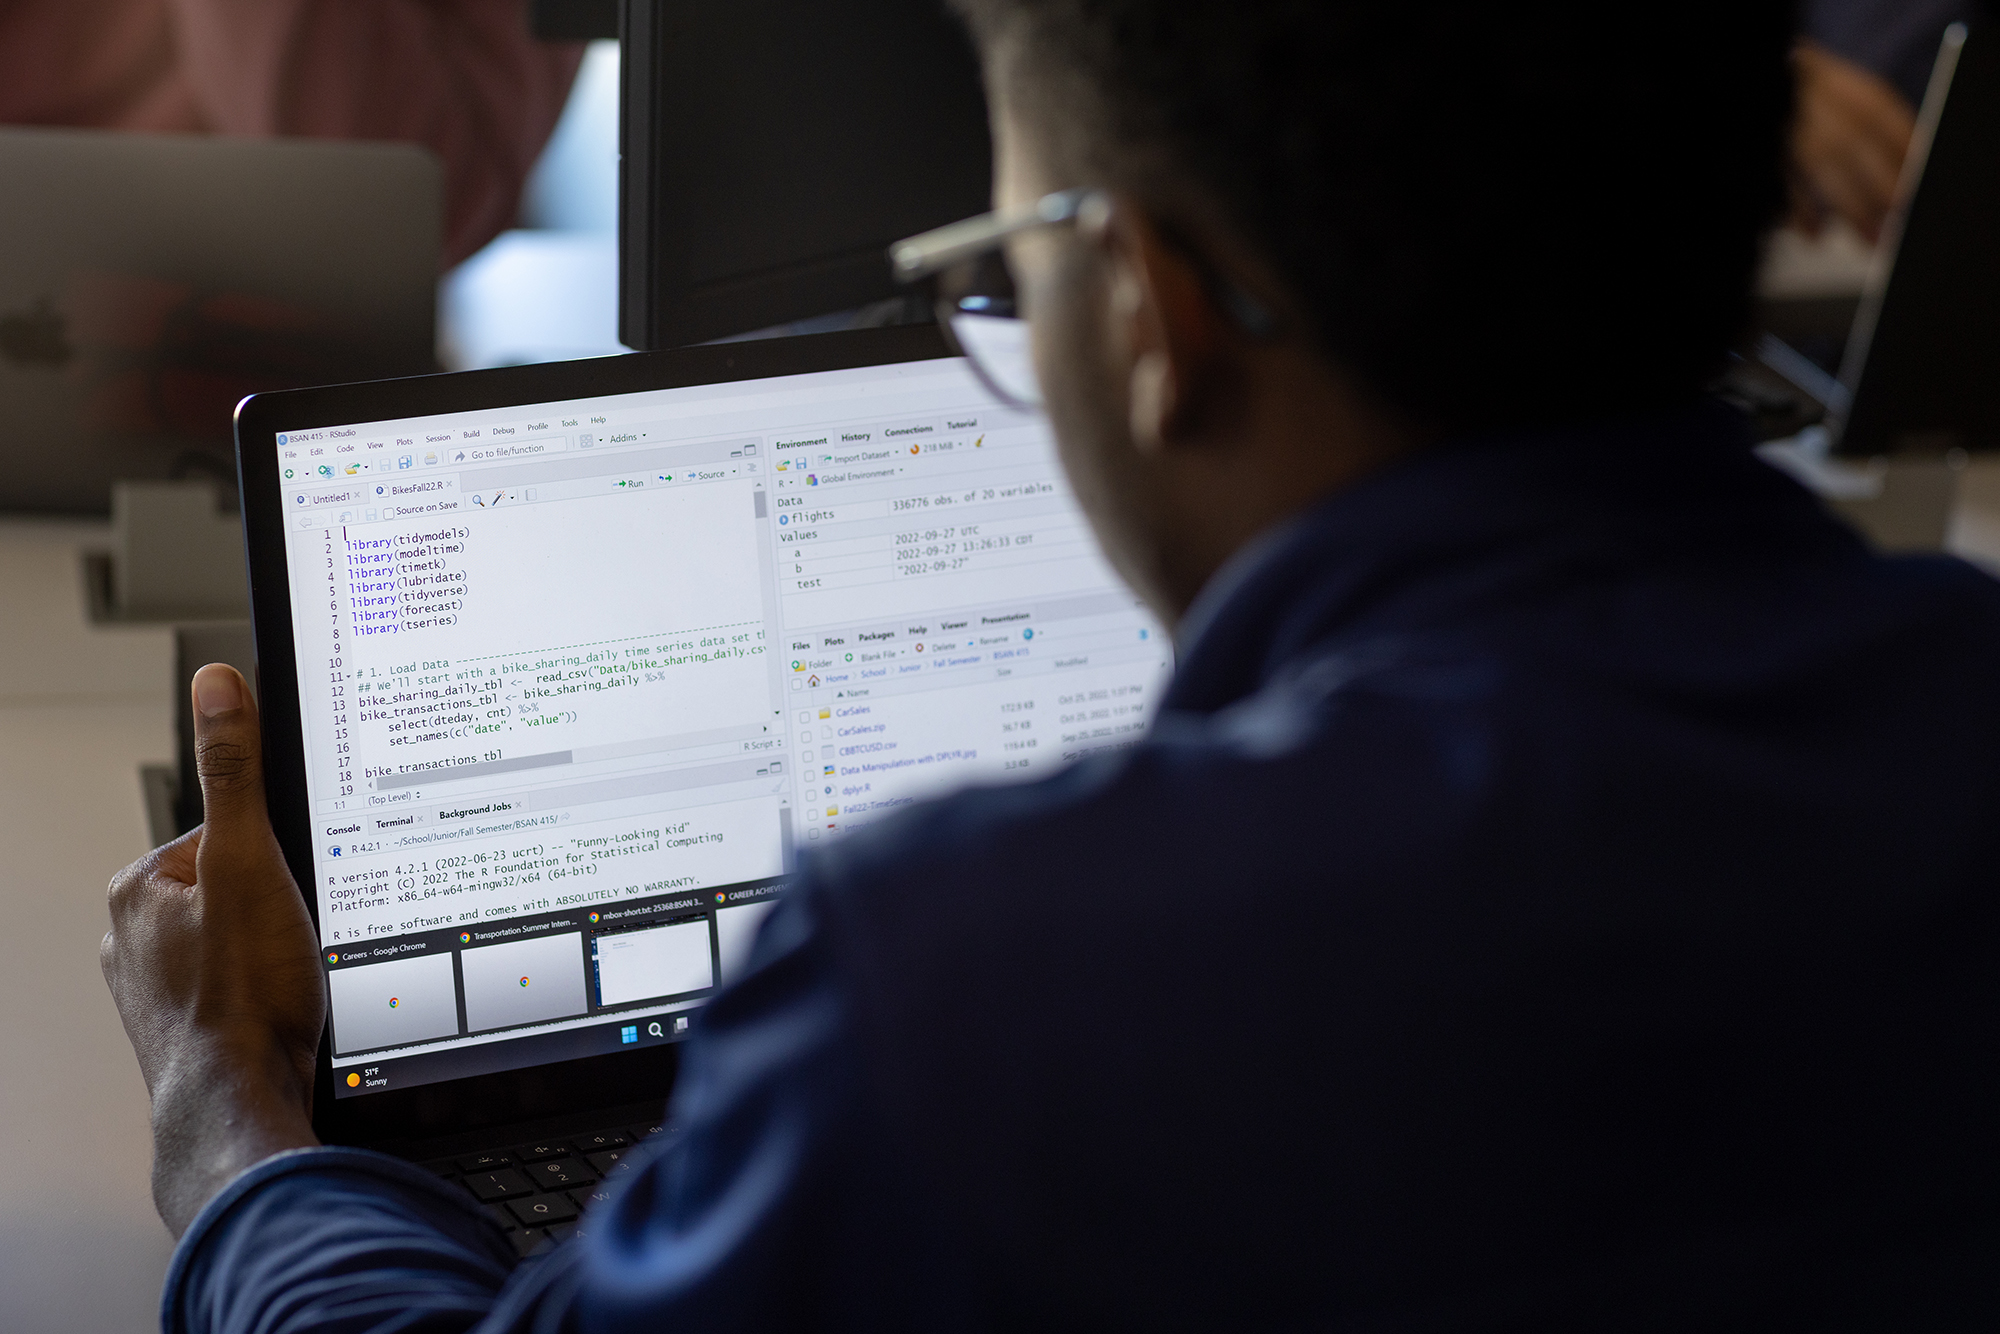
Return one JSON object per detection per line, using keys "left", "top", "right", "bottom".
{"left": 1791, "top": 41, "right": 1917, "bottom": 245}
{"left": 102, "top": 664, "right": 324, "bottom": 1237}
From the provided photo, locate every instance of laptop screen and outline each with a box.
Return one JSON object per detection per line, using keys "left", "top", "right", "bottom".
{"left": 270, "top": 354, "right": 1170, "bottom": 1097}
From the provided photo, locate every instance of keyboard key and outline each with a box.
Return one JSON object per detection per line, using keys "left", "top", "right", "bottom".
{"left": 455, "top": 1152, "right": 514, "bottom": 1173}
{"left": 463, "top": 1168, "right": 533, "bottom": 1202}
{"left": 628, "top": 1123, "right": 666, "bottom": 1141}
{"left": 545, "top": 1221, "right": 579, "bottom": 1244}
{"left": 514, "top": 1141, "right": 572, "bottom": 1163}
{"left": 571, "top": 1185, "right": 615, "bottom": 1211}
{"left": 583, "top": 1149, "right": 627, "bottom": 1175}
{"left": 506, "top": 1228, "right": 543, "bottom": 1257}
{"left": 573, "top": 1131, "right": 630, "bottom": 1153}
{"left": 523, "top": 1157, "right": 595, "bottom": 1191}
{"left": 485, "top": 1203, "right": 518, "bottom": 1229}
{"left": 507, "top": 1193, "right": 579, "bottom": 1226}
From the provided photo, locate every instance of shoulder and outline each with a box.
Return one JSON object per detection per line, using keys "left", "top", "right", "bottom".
{"left": 791, "top": 632, "right": 1512, "bottom": 948}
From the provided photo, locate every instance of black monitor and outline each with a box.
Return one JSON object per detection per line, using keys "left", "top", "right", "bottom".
{"left": 1832, "top": 22, "right": 2000, "bottom": 456}
{"left": 531, "top": 0, "right": 618, "bottom": 40}
{"left": 617, "top": 0, "right": 993, "bottom": 350}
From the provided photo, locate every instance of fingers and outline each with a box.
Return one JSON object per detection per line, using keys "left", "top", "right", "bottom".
{"left": 106, "top": 829, "right": 200, "bottom": 923}
{"left": 1816, "top": 53, "right": 1915, "bottom": 162}
{"left": 1810, "top": 147, "right": 1897, "bottom": 243}
{"left": 1792, "top": 42, "right": 1916, "bottom": 245}
{"left": 191, "top": 664, "right": 269, "bottom": 841}
{"left": 1823, "top": 101, "right": 1909, "bottom": 234}
{"left": 102, "top": 832, "right": 198, "bottom": 1034}
{"left": 1786, "top": 191, "right": 1827, "bottom": 237}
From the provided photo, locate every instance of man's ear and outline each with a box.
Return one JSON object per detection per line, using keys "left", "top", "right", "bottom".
{"left": 1092, "top": 199, "right": 1229, "bottom": 456}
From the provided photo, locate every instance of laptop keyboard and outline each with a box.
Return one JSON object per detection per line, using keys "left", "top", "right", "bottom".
{"left": 422, "top": 1119, "right": 668, "bottom": 1256}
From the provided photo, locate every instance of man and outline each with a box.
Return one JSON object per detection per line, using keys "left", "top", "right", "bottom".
{"left": 1, "top": 0, "right": 581, "bottom": 265}
{"left": 103, "top": 2, "right": 2000, "bottom": 1330}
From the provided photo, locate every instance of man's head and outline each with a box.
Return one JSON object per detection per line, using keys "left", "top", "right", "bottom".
{"left": 948, "top": 0, "right": 1796, "bottom": 620}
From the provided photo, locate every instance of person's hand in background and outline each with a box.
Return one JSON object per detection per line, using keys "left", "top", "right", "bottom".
{"left": 101, "top": 664, "right": 324, "bottom": 1237}
{"left": 1790, "top": 40, "right": 1917, "bottom": 244}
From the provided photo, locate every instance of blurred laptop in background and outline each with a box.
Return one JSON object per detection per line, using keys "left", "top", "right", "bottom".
{"left": 0, "top": 129, "right": 441, "bottom": 515}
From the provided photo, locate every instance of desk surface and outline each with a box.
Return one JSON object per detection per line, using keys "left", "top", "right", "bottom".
{"left": 0, "top": 461, "right": 1995, "bottom": 1332}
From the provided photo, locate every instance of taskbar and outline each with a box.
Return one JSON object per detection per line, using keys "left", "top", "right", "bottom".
{"left": 327, "top": 877, "right": 784, "bottom": 1099}
{"left": 332, "top": 997, "right": 702, "bottom": 1098}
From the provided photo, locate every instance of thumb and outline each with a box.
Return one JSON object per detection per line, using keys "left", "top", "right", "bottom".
{"left": 191, "top": 664, "right": 270, "bottom": 838}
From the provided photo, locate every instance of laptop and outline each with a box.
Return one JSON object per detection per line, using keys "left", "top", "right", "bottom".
{"left": 1827, "top": 20, "right": 2000, "bottom": 456}
{"left": 235, "top": 324, "right": 1171, "bottom": 1253}
{"left": 0, "top": 128, "right": 440, "bottom": 513}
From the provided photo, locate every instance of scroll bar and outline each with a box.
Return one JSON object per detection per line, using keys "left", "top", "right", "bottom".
{"left": 374, "top": 749, "right": 571, "bottom": 790}
{"left": 753, "top": 479, "right": 790, "bottom": 748}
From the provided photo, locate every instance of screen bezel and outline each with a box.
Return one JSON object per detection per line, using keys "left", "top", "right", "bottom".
{"left": 235, "top": 325, "right": 957, "bottom": 1148}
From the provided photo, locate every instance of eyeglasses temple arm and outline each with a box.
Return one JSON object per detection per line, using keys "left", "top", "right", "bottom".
{"left": 889, "top": 188, "right": 1092, "bottom": 283}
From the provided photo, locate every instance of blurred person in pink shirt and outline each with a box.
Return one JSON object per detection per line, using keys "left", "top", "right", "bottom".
{"left": 0, "top": 0, "right": 584, "bottom": 266}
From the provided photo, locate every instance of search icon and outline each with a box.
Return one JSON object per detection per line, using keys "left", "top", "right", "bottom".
{"left": 647, "top": 1022, "right": 664, "bottom": 1037}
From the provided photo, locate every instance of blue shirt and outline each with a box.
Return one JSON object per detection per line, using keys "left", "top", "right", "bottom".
{"left": 168, "top": 402, "right": 2000, "bottom": 1332}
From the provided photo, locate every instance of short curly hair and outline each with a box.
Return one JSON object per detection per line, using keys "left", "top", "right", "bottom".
{"left": 951, "top": 0, "right": 1796, "bottom": 433}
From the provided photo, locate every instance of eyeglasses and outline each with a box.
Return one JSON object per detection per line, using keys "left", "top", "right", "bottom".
{"left": 891, "top": 188, "right": 1277, "bottom": 412}
{"left": 889, "top": 188, "right": 1098, "bottom": 410}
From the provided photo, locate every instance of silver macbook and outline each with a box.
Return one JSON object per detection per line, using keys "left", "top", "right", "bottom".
{"left": 0, "top": 128, "right": 441, "bottom": 512}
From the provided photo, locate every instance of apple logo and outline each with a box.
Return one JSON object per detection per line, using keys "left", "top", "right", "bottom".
{"left": 0, "top": 296, "right": 73, "bottom": 368}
